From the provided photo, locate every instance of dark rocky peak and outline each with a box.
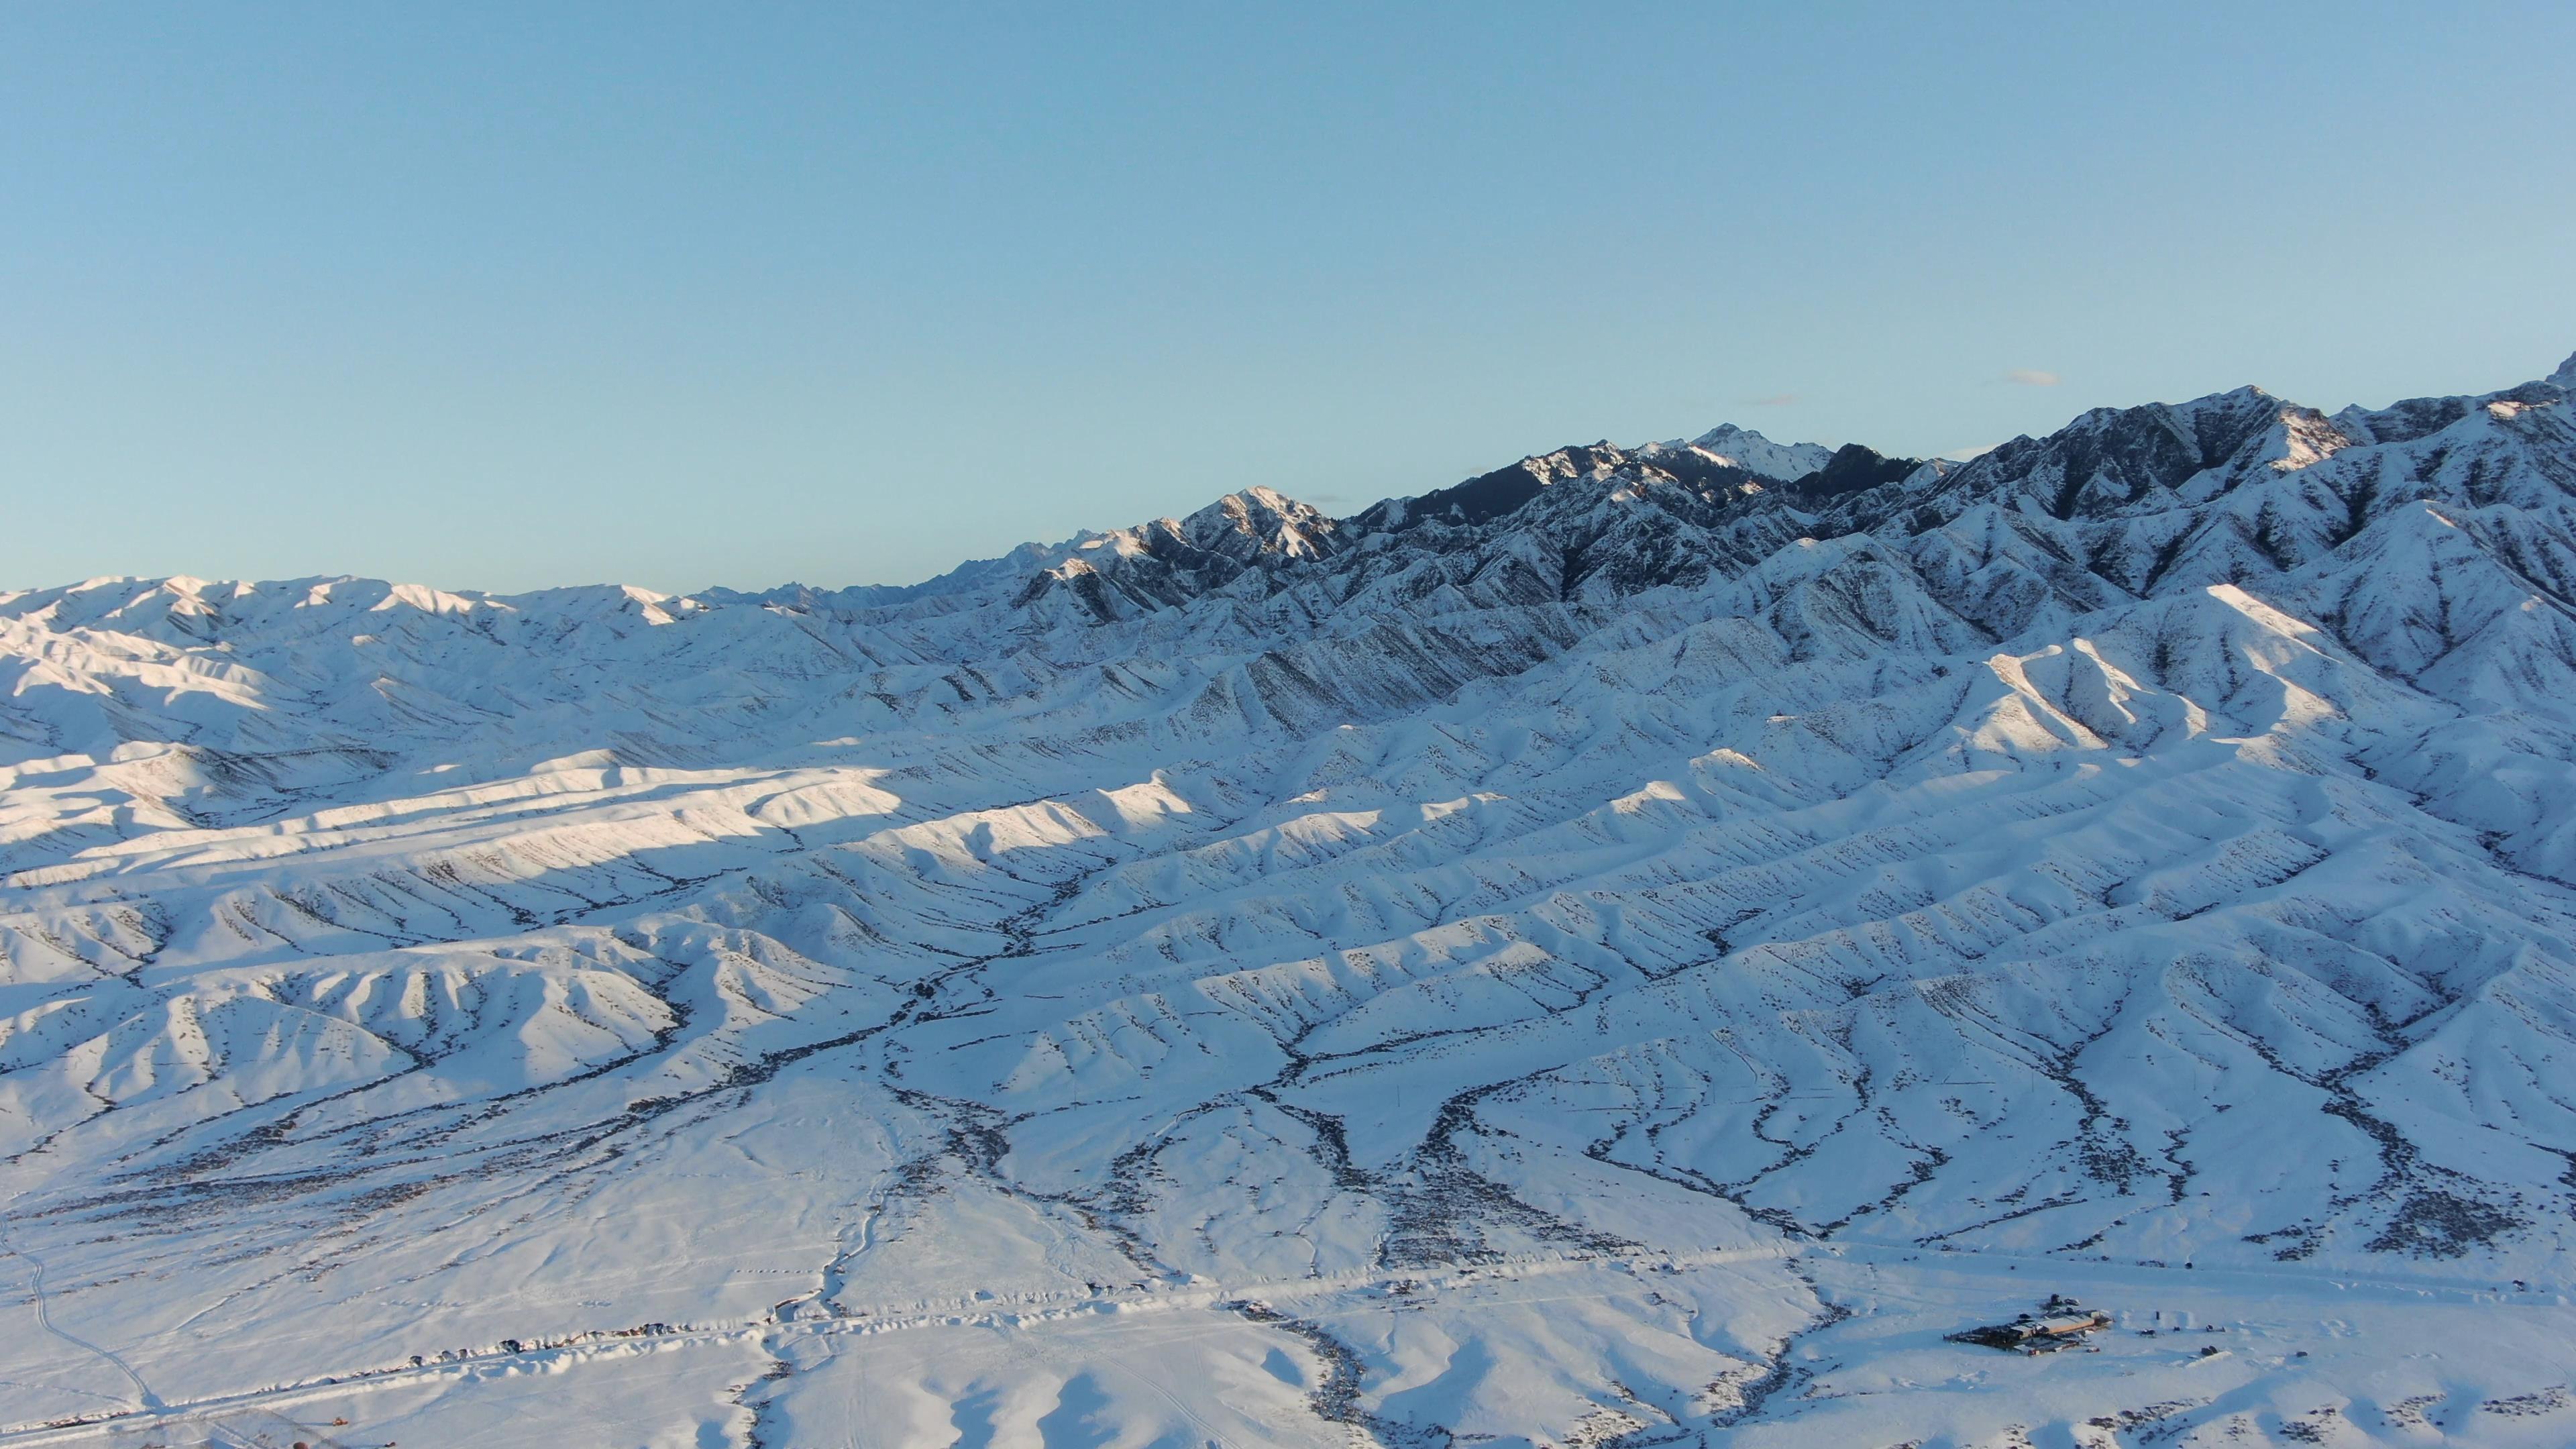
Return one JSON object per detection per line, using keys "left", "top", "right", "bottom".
{"left": 1349, "top": 443, "right": 1630, "bottom": 532}
{"left": 1629, "top": 443, "right": 1772, "bottom": 496}
{"left": 1009, "top": 488, "right": 1340, "bottom": 622}
{"left": 1348, "top": 435, "right": 1796, "bottom": 539}
{"left": 2332, "top": 393, "right": 2476, "bottom": 446}
{"left": 1171, "top": 486, "right": 1341, "bottom": 562}
{"left": 1342, "top": 419, "right": 1841, "bottom": 539}
{"left": 2332, "top": 349, "right": 2576, "bottom": 445}
{"left": 1933, "top": 386, "right": 2303, "bottom": 521}
{"left": 2171, "top": 385, "right": 2291, "bottom": 468}
{"left": 1788, "top": 443, "right": 1924, "bottom": 502}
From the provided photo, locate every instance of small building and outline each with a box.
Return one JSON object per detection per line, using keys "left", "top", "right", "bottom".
{"left": 1950, "top": 1301, "right": 2111, "bottom": 1352}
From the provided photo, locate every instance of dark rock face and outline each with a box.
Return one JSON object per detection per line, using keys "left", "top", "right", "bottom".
{"left": 1010, "top": 486, "right": 1344, "bottom": 620}
{"left": 1355, "top": 445, "right": 1629, "bottom": 531}
{"left": 1790, "top": 443, "right": 1923, "bottom": 502}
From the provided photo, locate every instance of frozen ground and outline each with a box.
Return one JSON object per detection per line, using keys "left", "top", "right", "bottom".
{"left": 3, "top": 354, "right": 2575, "bottom": 1446}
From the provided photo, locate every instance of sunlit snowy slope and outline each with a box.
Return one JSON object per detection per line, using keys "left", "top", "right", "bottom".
{"left": 6, "top": 356, "right": 2576, "bottom": 1448}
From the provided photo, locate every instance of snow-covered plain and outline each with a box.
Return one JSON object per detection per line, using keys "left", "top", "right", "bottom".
{"left": 5, "top": 355, "right": 2576, "bottom": 1447}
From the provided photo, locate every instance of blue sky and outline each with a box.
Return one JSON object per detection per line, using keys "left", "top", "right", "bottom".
{"left": 5, "top": 3, "right": 2572, "bottom": 593}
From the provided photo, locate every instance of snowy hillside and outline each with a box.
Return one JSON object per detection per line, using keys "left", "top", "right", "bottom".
{"left": 5, "top": 355, "right": 2576, "bottom": 1448}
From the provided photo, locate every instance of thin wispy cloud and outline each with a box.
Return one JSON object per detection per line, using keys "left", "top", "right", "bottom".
{"left": 1746, "top": 393, "right": 1800, "bottom": 407}
{"left": 2004, "top": 368, "right": 2061, "bottom": 387}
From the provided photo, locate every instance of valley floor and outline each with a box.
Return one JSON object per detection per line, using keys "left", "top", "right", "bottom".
{"left": 7, "top": 1239, "right": 2573, "bottom": 1448}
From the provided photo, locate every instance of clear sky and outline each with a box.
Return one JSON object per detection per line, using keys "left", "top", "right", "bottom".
{"left": 5, "top": 3, "right": 2573, "bottom": 594}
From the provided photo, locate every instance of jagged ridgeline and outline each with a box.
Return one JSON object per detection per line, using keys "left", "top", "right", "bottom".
{"left": 2, "top": 353, "right": 2575, "bottom": 1446}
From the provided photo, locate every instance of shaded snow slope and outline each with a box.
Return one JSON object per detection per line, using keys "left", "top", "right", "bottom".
{"left": 5, "top": 358, "right": 2576, "bottom": 1447}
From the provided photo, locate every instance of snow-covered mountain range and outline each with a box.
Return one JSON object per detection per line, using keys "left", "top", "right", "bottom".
{"left": 5, "top": 353, "right": 2576, "bottom": 1447}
